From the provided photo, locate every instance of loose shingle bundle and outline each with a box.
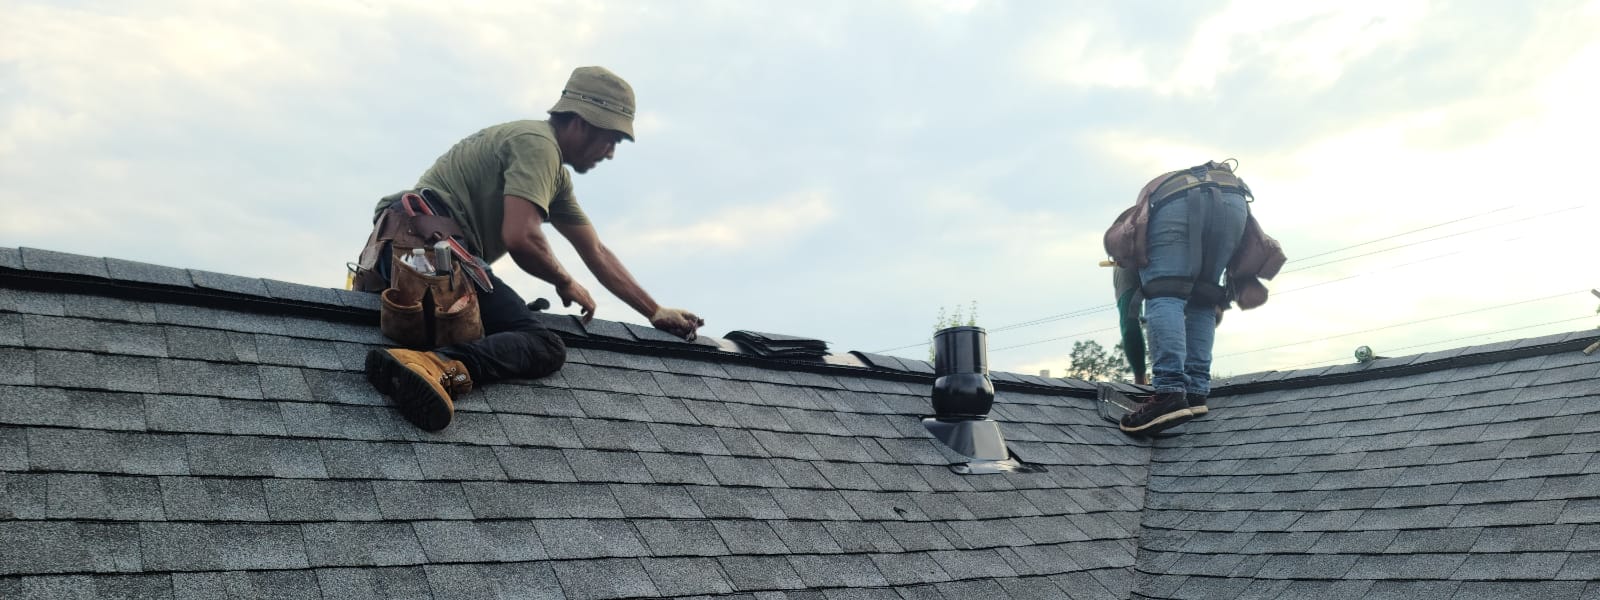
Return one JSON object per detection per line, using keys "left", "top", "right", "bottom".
{"left": 725, "top": 330, "right": 829, "bottom": 359}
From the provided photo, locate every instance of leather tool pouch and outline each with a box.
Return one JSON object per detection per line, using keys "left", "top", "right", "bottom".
{"left": 353, "top": 190, "right": 486, "bottom": 348}
{"left": 380, "top": 251, "right": 483, "bottom": 349}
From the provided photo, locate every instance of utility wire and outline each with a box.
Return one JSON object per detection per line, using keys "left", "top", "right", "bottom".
{"left": 1217, "top": 288, "right": 1591, "bottom": 359}
{"left": 1283, "top": 205, "right": 1513, "bottom": 265}
{"left": 869, "top": 204, "right": 1584, "bottom": 354}
{"left": 1275, "top": 313, "right": 1597, "bottom": 371}
{"left": 1278, "top": 205, "right": 1584, "bottom": 275}
{"left": 989, "top": 326, "right": 1119, "bottom": 353}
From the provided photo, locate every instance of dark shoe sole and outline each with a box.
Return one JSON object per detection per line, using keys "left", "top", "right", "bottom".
{"left": 1120, "top": 407, "right": 1195, "bottom": 433}
{"left": 365, "top": 349, "right": 453, "bottom": 431}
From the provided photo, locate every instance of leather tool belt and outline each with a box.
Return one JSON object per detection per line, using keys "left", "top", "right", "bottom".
{"left": 352, "top": 189, "right": 488, "bottom": 349}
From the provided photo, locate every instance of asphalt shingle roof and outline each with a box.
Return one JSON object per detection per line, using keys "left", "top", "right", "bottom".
{"left": 0, "top": 247, "right": 1143, "bottom": 599}
{"left": 3, "top": 246, "right": 1598, "bottom": 599}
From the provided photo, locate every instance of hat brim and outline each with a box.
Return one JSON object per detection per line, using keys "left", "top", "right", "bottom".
{"left": 549, "top": 97, "right": 635, "bottom": 141}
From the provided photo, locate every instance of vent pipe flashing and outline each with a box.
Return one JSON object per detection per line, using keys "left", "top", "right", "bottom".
{"left": 923, "top": 327, "right": 1040, "bottom": 474}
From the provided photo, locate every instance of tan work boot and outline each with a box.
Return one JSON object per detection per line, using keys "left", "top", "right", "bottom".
{"left": 365, "top": 348, "right": 472, "bottom": 431}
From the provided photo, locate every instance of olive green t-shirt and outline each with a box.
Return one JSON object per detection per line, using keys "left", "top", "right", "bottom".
{"left": 377, "top": 120, "right": 590, "bottom": 263}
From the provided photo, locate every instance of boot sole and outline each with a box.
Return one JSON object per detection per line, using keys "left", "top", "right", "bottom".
{"left": 365, "top": 349, "right": 453, "bottom": 432}
{"left": 1120, "top": 407, "right": 1195, "bottom": 433}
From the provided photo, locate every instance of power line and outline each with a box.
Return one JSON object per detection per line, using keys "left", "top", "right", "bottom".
{"left": 1279, "top": 205, "right": 1584, "bottom": 275}
{"left": 1217, "top": 288, "right": 1591, "bottom": 359}
{"left": 989, "top": 326, "right": 1119, "bottom": 353}
{"left": 868, "top": 204, "right": 1585, "bottom": 355}
{"left": 1275, "top": 313, "right": 1597, "bottom": 371}
{"left": 1284, "top": 205, "right": 1513, "bottom": 265}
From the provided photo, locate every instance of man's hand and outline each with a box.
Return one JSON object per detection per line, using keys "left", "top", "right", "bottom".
{"left": 557, "top": 280, "right": 596, "bottom": 323}
{"left": 651, "top": 307, "right": 705, "bottom": 340}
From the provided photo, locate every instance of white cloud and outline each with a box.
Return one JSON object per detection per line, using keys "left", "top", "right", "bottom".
{"left": 627, "top": 190, "right": 836, "bottom": 251}
{"left": 1023, "top": 0, "right": 1429, "bottom": 94}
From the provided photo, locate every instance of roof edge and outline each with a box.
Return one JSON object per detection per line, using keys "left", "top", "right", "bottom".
{"left": 1211, "top": 327, "right": 1600, "bottom": 397}
{"left": 1, "top": 246, "right": 1100, "bottom": 398}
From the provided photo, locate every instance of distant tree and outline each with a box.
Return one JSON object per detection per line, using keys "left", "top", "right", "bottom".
{"left": 1065, "top": 340, "right": 1132, "bottom": 382}
{"left": 929, "top": 301, "right": 979, "bottom": 360}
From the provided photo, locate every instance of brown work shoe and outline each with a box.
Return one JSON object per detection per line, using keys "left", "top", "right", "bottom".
{"left": 1119, "top": 391, "right": 1193, "bottom": 434}
{"left": 365, "top": 348, "right": 473, "bottom": 431}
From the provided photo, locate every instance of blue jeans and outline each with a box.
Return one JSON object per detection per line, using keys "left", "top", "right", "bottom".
{"left": 1139, "top": 191, "right": 1249, "bottom": 395}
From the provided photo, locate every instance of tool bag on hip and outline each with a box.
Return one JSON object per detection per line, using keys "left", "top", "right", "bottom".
{"left": 352, "top": 190, "right": 487, "bottom": 349}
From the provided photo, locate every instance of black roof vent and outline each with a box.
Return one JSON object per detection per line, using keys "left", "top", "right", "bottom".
{"left": 923, "top": 327, "right": 1042, "bottom": 475}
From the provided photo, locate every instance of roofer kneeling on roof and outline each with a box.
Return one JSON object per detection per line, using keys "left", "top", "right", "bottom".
{"left": 350, "top": 66, "right": 704, "bottom": 432}
{"left": 1104, "top": 160, "right": 1285, "bottom": 435}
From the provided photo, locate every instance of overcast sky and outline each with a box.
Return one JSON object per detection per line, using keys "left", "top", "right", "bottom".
{"left": 4, "top": 0, "right": 1597, "bottom": 378}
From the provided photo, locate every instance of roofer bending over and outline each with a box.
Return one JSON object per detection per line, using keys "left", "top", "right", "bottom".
{"left": 350, "top": 66, "right": 704, "bottom": 431}
{"left": 1103, "top": 160, "right": 1284, "bottom": 435}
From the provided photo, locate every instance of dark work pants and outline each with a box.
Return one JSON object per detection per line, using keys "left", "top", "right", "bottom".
{"left": 435, "top": 271, "right": 566, "bottom": 383}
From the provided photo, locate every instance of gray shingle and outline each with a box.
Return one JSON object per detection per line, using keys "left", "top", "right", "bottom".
{"left": 772, "top": 488, "right": 862, "bottom": 520}
{"left": 552, "top": 558, "right": 660, "bottom": 600}
{"left": 171, "top": 570, "right": 322, "bottom": 600}
{"left": 882, "top": 521, "right": 956, "bottom": 552}
{"left": 463, "top": 482, "right": 622, "bottom": 519}
{"left": 535, "top": 519, "right": 648, "bottom": 560}
{"left": 1451, "top": 500, "right": 1566, "bottom": 527}
{"left": 28, "top": 428, "right": 188, "bottom": 475}
{"left": 690, "top": 486, "right": 785, "bottom": 520}
{"left": 413, "top": 443, "right": 507, "bottom": 481}
{"left": 649, "top": 423, "right": 732, "bottom": 455}
{"left": 498, "top": 414, "right": 582, "bottom": 448}
{"left": 640, "top": 557, "right": 736, "bottom": 596}
{"left": 564, "top": 448, "right": 652, "bottom": 483}
{"left": 789, "top": 554, "right": 889, "bottom": 588}
{"left": 635, "top": 519, "right": 729, "bottom": 556}
{"left": 641, "top": 452, "right": 718, "bottom": 485}
{"left": 316, "top": 566, "right": 435, "bottom": 600}
{"left": 706, "top": 455, "right": 789, "bottom": 488}
{"left": 928, "top": 548, "right": 1018, "bottom": 580}
{"left": 302, "top": 522, "right": 426, "bottom": 567}
{"left": 412, "top": 520, "right": 547, "bottom": 562}
{"left": 1451, "top": 552, "right": 1568, "bottom": 580}
{"left": 718, "top": 428, "right": 774, "bottom": 457}
{"left": 772, "top": 459, "right": 834, "bottom": 489}
{"left": 0, "top": 472, "right": 45, "bottom": 520}
{"left": 0, "top": 522, "right": 141, "bottom": 575}
{"left": 158, "top": 476, "right": 268, "bottom": 521}
{"left": 1347, "top": 553, "right": 1467, "bottom": 579}
{"left": 371, "top": 481, "right": 472, "bottom": 520}
{"left": 610, "top": 483, "right": 706, "bottom": 519}
{"left": 484, "top": 384, "right": 584, "bottom": 416}
{"left": 494, "top": 446, "right": 579, "bottom": 482}
{"left": 768, "top": 520, "right": 843, "bottom": 554}
{"left": 1470, "top": 524, "right": 1578, "bottom": 552}
{"left": 1449, "top": 581, "right": 1586, "bottom": 600}
{"left": 684, "top": 399, "right": 743, "bottom": 428}
{"left": 870, "top": 552, "right": 951, "bottom": 587}
{"left": 711, "top": 520, "right": 788, "bottom": 555}
{"left": 157, "top": 358, "right": 261, "bottom": 399}
{"left": 139, "top": 522, "right": 307, "bottom": 570}
{"left": 425, "top": 562, "right": 565, "bottom": 600}
{"left": 20, "top": 248, "right": 108, "bottom": 278}
{"left": 263, "top": 479, "right": 380, "bottom": 521}
{"left": 753, "top": 430, "right": 824, "bottom": 460}
{"left": 721, "top": 555, "right": 806, "bottom": 591}
{"left": 317, "top": 439, "right": 420, "bottom": 479}
{"left": 826, "top": 521, "right": 905, "bottom": 553}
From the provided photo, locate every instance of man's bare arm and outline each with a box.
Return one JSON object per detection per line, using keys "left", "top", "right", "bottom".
{"left": 502, "top": 195, "right": 596, "bottom": 321}
{"left": 554, "top": 221, "right": 703, "bottom": 338}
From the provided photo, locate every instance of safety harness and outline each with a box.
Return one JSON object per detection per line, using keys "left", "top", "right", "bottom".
{"left": 1140, "top": 161, "right": 1254, "bottom": 308}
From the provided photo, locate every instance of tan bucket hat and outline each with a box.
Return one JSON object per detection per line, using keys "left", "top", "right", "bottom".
{"left": 548, "top": 66, "right": 636, "bottom": 140}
